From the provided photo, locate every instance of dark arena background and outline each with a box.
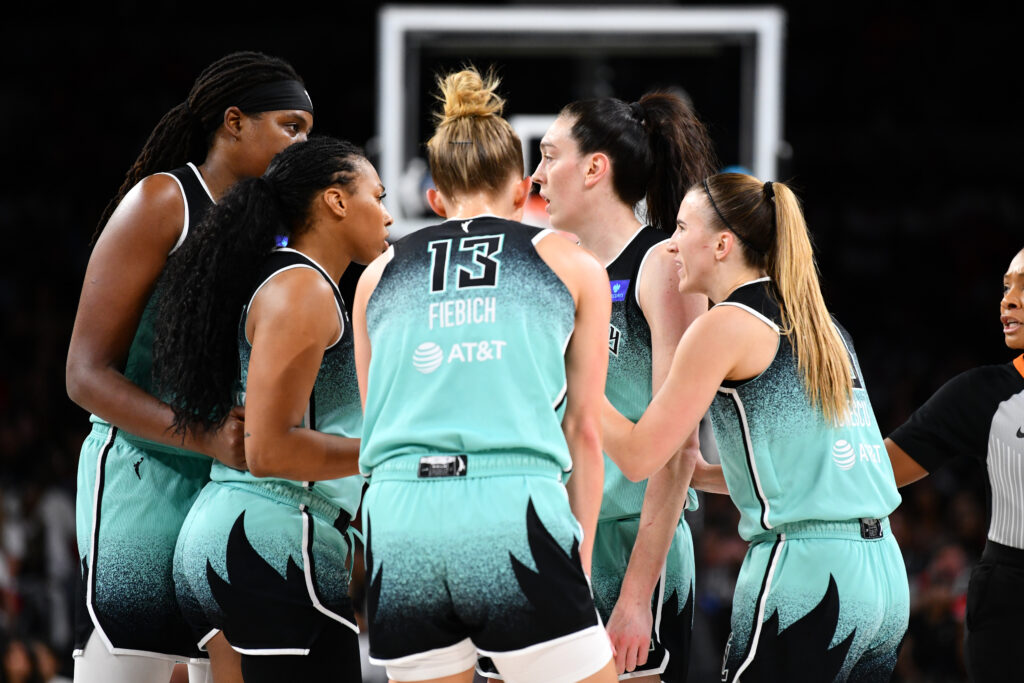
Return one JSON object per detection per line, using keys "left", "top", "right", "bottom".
{"left": 0, "top": 3, "right": 1017, "bottom": 681}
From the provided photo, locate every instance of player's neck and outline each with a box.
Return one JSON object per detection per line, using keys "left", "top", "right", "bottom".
{"left": 572, "top": 200, "right": 643, "bottom": 266}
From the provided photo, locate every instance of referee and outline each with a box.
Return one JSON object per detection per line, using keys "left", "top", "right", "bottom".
{"left": 885, "top": 246, "right": 1024, "bottom": 682}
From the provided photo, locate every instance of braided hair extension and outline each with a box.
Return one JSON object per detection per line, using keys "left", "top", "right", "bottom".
{"left": 152, "top": 137, "right": 365, "bottom": 435}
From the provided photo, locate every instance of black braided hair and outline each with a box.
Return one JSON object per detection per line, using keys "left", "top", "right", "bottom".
{"left": 152, "top": 136, "right": 365, "bottom": 435}
{"left": 92, "top": 51, "right": 304, "bottom": 243}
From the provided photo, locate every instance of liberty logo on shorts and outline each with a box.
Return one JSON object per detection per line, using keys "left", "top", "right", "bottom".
{"left": 610, "top": 279, "right": 630, "bottom": 303}
{"left": 831, "top": 440, "right": 856, "bottom": 470}
{"left": 412, "top": 342, "right": 445, "bottom": 374}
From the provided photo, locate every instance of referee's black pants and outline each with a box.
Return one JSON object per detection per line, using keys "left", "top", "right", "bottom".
{"left": 965, "top": 541, "right": 1024, "bottom": 682}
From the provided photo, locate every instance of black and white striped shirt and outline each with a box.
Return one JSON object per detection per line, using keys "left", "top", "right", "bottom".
{"left": 890, "top": 355, "right": 1024, "bottom": 549}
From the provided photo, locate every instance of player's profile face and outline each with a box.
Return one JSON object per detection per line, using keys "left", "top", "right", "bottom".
{"left": 239, "top": 109, "right": 313, "bottom": 178}
{"left": 341, "top": 159, "right": 392, "bottom": 265}
{"left": 1001, "top": 249, "right": 1024, "bottom": 349}
{"left": 668, "top": 192, "right": 717, "bottom": 295}
{"left": 532, "top": 115, "right": 587, "bottom": 231}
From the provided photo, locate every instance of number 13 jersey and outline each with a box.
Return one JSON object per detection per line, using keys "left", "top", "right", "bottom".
{"left": 360, "top": 216, "right": 577, "bottom": 475}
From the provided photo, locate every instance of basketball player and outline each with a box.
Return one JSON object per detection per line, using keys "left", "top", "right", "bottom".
{"left": 351, "top": 67, "right": 617, "bottom": 683}
{"left": 152, "top": 137, "right": 391, "bottom": 682}
{"left": 65, "top": 52, "right": 313, "bottom": 683}
{"left": 885, "top": 246, "right": 1024, "bottom": 682}
{"left": 524, "top": 92, "right": 717, "bottom": 682}
{"left": 603, "top": 174, "right": 909, "bottom": 682}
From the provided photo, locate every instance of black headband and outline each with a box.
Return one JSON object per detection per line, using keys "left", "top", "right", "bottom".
{"left": 233, "top": 80, "right": 314, "bottom": 115}
{"left": 702, "top": 178, "right": 769, "bottom": 256}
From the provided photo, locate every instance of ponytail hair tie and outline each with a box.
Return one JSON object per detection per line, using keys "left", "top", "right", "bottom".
{"left": 628, "top": 101, "right": 645, "bottom": 125}
{"left": 763, "top": 181, "right": 775, "bottom": 201}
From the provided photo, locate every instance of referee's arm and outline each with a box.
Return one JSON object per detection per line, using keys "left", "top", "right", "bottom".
{"left": 884, "top": 438, "right": 929, "bottom": 487}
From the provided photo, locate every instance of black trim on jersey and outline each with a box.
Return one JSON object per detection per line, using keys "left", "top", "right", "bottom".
{"left": 718, "top": 280, "right": 782, "bottom": 390}
{"left": 719, "top": 389, "right": 771, "bottom": 531}
{"left": 165, "top": 164, "right": 215, "bottom": 230}
{"left": 306, "top": 388, "right": 317, "bottom": 491}
{"left": 554, "top": 391, "right": 567, "bottom": 412}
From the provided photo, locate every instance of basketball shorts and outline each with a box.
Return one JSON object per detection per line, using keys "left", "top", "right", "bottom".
{"left": 74, "top": 422, "right": 211, "bottom": 661}
{"left": 173, "top": 480, "right": 359, "bottom": 665}
{"left": 363, "top": 453, "right": 612, "bottom": 683}
{"left": 721, "top": 518, "right": 908, "bottom": 683}
{"left": 592, "top": 515, "right": 694, "bottom": 681}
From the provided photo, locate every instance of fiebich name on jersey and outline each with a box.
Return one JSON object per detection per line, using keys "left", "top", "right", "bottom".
{"left": 428, "top": 296, "right": 497, "bottom": 330}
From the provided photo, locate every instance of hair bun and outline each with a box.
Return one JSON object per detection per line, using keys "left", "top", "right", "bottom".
{"left": 435, "top": 68, "right": 505, "bottom": 124}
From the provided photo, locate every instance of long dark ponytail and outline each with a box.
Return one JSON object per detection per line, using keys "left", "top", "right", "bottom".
{"left": 562, "top": 91, "right": 717, "bottom": 232}
{"left": 153, "top": 137, "right": 366, "bottom": 435}
{"left": 93, "top": 51, "right": 305, "bottom": 242}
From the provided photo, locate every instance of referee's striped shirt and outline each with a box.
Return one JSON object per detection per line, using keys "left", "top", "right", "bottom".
{"left": 890, "top": 355, "right": 1024, "bottom": 549}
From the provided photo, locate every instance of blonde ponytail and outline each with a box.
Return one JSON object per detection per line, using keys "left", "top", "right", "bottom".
{"left": 702, "top": 174, "right": 852, "bottom": 423}
{"left": 768, "top": 182, "right": 852, "bottom": 423}
{"left": 426, "top": 67, "right": 523, "bottom": 199}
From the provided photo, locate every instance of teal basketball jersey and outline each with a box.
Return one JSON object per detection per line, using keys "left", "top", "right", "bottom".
{"left": 360, "top": 216, "right": 576, "bottom": 474}
{"left": 92, "top": 163, "right": 215, "bottom": 459}
{"left": 603, "top": 227, "right": 696, "bottom": 519}
{"left": 708, "top": 278, "right": 901, "bottom": 541}
{"left": 212, "top": 248, "right": 364, "bottom": 519}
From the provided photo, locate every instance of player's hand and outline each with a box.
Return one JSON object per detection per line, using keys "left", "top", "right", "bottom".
{"left": 205, "top": 406, "right": 247, "bottom": 470}
{"left": 606, "top": 595, "right": 653, "bottom": 674}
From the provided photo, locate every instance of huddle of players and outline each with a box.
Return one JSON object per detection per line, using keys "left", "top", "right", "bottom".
{"left": 80, "top": 49, "right": 1024, "bottom": 683}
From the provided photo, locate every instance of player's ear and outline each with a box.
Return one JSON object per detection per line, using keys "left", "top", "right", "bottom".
{"left": 512, "top": 176, "right": 532, "bottom": 211}
{"left": 426, "top": 188, "right": 448, "bottom": 218}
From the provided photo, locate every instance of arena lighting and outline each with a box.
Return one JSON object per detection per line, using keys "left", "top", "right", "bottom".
{"left": 378, "top": 4, "right": 786, "bottom": 237}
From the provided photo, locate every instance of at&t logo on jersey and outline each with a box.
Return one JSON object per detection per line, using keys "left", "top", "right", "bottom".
{"left": 413, "top": 342, "right": 444, "bottom": 374}
{"left": 831, "top": 440, "right": 856, "bottom": 470}
{"left": 831, "top": 438, "right": 884, "bottom": 470}
{"left": 412, "top": 339, "right": 508, "bottom": 374}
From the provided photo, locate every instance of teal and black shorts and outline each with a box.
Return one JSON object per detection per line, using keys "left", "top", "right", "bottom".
{"left": 363, "top": 453, "right": 601, "bottom": 666}
{"left": 74, "top": 423, "right": 211, "bottom": 661}
{"left": 591, "top": 515, "right": 694, "bottom": 682}
{"left": 721, "top": 518, "right": 909, "bottom": 683}
{"left": 173, "top": 480, "right": 359, "bottom": 658}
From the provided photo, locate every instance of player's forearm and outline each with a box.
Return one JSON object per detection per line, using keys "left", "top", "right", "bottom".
{"left": 66, "top": 362, "right": 214, "bottom": 454}
{"left": 691, "top": 457, "right": 728, "bottom": 494}
{"left": 246, "top": 428, "right": 361, "bottom": 480}
{"left": 620, "top": 444, "right": 696, "bottom": 602}
{"left": 564, "top": 420, "right": 604, "bottom": 575}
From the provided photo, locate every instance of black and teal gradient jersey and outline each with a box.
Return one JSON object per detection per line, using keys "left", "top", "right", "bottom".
{"left": 602, "top": 226, "right": 697, "bottom": 519}
{"left": 708, "top": 278, "right": 901, "bottom": 541}
{"left": 212, "top": 248, "right": 364, "bottom": 519}
{"left": 360, "top": 216, "right": 576, "bottom": 474}
{"left": 91, "top": 162, "right": 216, "bottom": 459}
